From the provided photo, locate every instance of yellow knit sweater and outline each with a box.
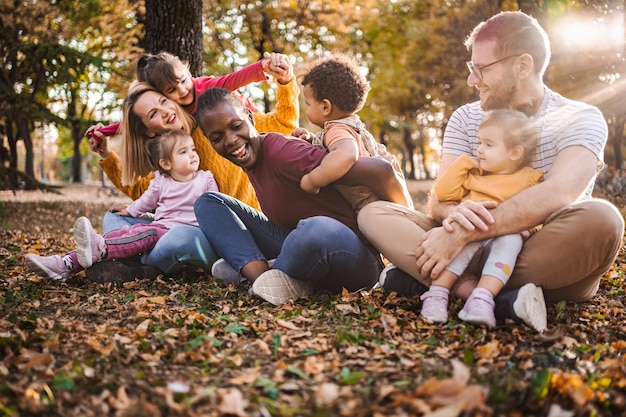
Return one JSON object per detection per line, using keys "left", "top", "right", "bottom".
{"left": 99, "top": 79, "right": 300, "bottom": 210}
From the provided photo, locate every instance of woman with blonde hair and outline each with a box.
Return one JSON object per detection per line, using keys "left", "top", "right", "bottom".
{"left": 84, "top": 58, "right": 299, "bottom": 280}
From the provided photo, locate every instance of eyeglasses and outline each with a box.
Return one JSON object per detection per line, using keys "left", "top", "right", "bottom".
{"left": 466, "top": 55, "right": 521, "bottom": 80}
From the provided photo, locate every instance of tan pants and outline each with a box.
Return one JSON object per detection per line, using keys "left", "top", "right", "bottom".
{"left": 357, "top": 199, "right": 624, "bottom": 304}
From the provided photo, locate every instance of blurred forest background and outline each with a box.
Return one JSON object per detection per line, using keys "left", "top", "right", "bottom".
{"left": 1, "top": 0, "right": 625, "bottom": 191}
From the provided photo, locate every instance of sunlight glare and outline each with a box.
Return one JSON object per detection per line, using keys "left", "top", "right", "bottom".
{"left": 554, "top": 13, "right": 624, "bottom": 52}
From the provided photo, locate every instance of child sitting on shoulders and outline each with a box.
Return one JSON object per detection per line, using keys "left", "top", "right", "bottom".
{"left": 292, "top": 54, "right": 413, "bottom": 211}
{"left": 25, "top": 130, "right": 218, "bottom": 281}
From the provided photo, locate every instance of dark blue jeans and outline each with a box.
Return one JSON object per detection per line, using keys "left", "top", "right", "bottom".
{"left": 194, "top": 192, "right": 381, "bottom": 293}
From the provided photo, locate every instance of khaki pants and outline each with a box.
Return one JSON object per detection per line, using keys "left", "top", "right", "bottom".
{"left": 357, "top": 199, "right": 624, "bottom": 304}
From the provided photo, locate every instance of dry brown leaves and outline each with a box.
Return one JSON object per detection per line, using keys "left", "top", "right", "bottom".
{"left": 1, "top": 199, "right": 625, "bottom": 416}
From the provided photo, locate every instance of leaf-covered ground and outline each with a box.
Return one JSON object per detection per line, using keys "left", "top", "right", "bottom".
{"left": 0, "top": 184, "right": 625, "bottom": 417}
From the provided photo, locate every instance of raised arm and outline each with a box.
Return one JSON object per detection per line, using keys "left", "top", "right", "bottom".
{"left": 301, "top": 139, "right": 359, "bottom": 194}
{"left": 253, "top": 56, "right": 299, "bottom": 134}
{"left": 337, "top": 156, "right": 410, "bottom": 207}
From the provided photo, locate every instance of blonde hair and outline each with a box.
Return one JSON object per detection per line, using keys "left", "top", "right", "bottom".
{"left": 147, "top": 129, "right": 190, "bottom": 176}
{"left": 120, "top": 82, "right": 195, "bottom": 186}
{"left": 479, "top": 109, "right": 538, "bottom": 167}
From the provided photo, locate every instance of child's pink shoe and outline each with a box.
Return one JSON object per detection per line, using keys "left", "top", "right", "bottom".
{"left": 419, "top": 287, "right": 449, "bottom": 323}
{"left": 459, "top": 288, "right": 496, "bottom": 328}
{"left": 73, "top": 217, "right": 107, "bottom": 268}
{"left": 25, "top": 254, "right": 71, "bottom": 281}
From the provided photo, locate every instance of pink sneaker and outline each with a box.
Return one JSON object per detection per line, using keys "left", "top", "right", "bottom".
{"left": 73, "top": 217, "right": 106, "bottom": 268}
{"left": 458, "top": 288, "right": 496, "bottom": 328}
{"left": 25, "top": 254, "right": 71, "bottom": 281}
{"left": 419, "top": 287, "right": 449, "bottom": 323}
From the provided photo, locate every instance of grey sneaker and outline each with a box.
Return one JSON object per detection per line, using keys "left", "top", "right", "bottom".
{"left": 252, "top": 269, "right": 313, "bottom": 305}
{"left": 211, "top": 258, "right": 276, "bottom": 285}
{"left": 25, "top": 254, "right": 71, "bottom": 281}
{"left": 73, "top": 217, "right": 106, "bottom": 268}
{"left": 211, "top": 258, "right": 244, "bottom": 284}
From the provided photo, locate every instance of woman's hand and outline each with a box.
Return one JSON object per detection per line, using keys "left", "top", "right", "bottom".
{"left": 86, "top": 123, "right": 111, "bottom": 159}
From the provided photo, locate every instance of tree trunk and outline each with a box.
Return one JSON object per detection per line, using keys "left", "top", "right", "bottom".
{"left": 16, "top": 117, "right": 35, "bottom": 182}
{"left": 402, "top": 127, "right": 416, "bottom": 180}
{"left": 144, "top": 0, "right": 203, "bottom": 76}
{"left": 65, "top": 88, "right": 84, "bottom": 183}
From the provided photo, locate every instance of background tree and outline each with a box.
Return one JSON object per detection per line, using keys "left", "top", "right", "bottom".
{"left": 143, "top": 0, "right": 203, "bottom": 75}
{"left": 0, "top": 0, "right": 141, "bottom": 189}
{"left": 1, "top": 0, "right": 624, "bottom": 191}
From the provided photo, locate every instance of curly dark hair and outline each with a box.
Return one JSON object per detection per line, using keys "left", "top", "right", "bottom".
{"left": 299, "top": 54, "right": 370, "bottom": 113}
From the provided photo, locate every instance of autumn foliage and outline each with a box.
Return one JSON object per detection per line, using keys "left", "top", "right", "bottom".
{"left": 0, "top": 189, "right": 625, "bottom": 416}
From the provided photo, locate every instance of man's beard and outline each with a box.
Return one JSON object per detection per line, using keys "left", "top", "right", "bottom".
{"left": 480, "top": 73, "right": 517, "bottom": 111}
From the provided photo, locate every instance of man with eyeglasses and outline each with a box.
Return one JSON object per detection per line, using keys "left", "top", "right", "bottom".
{"left": 358, "top": 11, "right": 623, "bottom": 332}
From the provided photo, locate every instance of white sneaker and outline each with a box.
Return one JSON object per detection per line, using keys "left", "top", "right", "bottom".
{"left": 252, "top": 269, "right": 313, "bottom": 305}
{"left": 211, "top": 258, "right": 243, "bottom": 284}
{"left": 73, "top": 217, "right": 106, "bottom": 268}
{"left": 512, "top": 283, "right": 547, "bottom": 333}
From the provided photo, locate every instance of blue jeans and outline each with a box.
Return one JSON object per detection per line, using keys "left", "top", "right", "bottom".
{"left": 194, "top": 192, "right": 382, "bottom": 293}
{"left": 102, "top": 211, "right": 218, "bottom": 274}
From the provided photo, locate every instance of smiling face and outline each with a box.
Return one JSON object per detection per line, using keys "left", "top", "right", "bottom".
{"left": 133, "top": 91, "right": 184, "bottom": 136}
{"left": 468, "top": 40, "right": 519, "bottom": 111}
{"left": 198, "top": 99, "right": 261, "bottom": 170}
{"left": 163, "top": 69, "right": 195, "bottom": 107}
{"left": 476, "top": 124, "right": 521, "bottom": 175}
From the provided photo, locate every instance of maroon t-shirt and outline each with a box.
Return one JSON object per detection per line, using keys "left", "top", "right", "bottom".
{"left": 246, "top": 133, "right": 360, "bottom": 236}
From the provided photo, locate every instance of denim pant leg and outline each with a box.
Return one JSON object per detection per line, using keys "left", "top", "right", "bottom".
{"left": 103, "top": 211, "right": 152, "bottom": 233}
{"left": 273, "top": 216, "right": 382, "bottom": 294}
{"left": 194, "top": 192, "right": 288, "bottom": 273}
{"left": 141, "top": 225, "right": 218, "bottom": 274}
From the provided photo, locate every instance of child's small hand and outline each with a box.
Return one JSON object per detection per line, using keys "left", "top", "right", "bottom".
{"left": 262, "top": 52, "right": 294, "bottom": 85}
{"left": 300, "top": 174, "right": 320, "bottom": 194}
{"left": 470, "top": 156, "right": 483, "bottom": 175}
{"left": 291, "top": 127, "right": 314, "bottom": 142}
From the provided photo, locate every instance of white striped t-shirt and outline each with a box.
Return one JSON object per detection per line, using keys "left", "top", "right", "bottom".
{"left": 442, "top": 87, "right": 607, "bottom": 199}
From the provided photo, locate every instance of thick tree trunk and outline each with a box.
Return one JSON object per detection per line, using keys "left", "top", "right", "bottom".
{"left": 144, "top": 0, "right": 203, "bottom": 76}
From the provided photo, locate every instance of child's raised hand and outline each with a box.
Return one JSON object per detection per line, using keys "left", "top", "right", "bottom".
{"left": 262, "top": 52, "right": 294, "bottom": 85}
{"left": 291, "top": 127, "right": 315, "bottom": 142}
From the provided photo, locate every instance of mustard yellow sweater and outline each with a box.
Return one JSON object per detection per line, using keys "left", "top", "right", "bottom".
{"left": 99, "top": 79, "right": 300, "bottom": 210}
